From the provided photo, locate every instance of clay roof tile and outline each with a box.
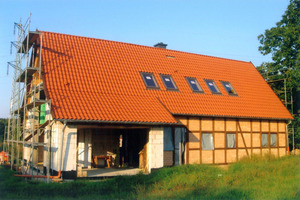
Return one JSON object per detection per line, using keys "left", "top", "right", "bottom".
{"left": 40, "top": 31, "right": 292, "bottom": 124}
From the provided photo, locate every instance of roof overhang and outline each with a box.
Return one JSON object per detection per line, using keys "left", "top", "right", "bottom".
{"left": 55, "top": 118, "right": 183, "bottom": 127}
{"left": 172, "top": 113, "right": 293, "bottom": 121}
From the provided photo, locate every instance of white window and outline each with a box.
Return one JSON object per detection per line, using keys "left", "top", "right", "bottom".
{"left": 270, "top": 134, "right": 277, "bottom": 147}
{"left": 226, "top": 133, "right": 236, "bottom": 148}
{"left": 202, "top": 133, "right": 214, "bottom": 150}
{"left": 262, "top": 134, "right": 269, "bottom": 147}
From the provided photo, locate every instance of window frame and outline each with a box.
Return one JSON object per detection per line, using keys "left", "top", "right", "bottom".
{"left": 204, "top": 79, "right": 222, "bottom": 95}
{"left": 261, "top": 133, "right": 269, "bottom": 148}
{"left": 163, "top": 127, "right": 174, "bottom": 151}
{"left": 201, "top": 133, "right": 214, "bottom": 150}
{"left": 160, "top": 74, "right": 179, "bottom": 91}
{"left": 270, "top": 133, "right": 277, "bottom": 147}
{"left": 226, "top": 133, "right": 236, "bottom": 149}
{"left": 220, "top": 81, "right": 238, "bottom": 96}
{"left": 140, "top": 72, "right": 160, "bottom": 89}
{"left": 185, "top": 77, "right": 204, "bottom": 93}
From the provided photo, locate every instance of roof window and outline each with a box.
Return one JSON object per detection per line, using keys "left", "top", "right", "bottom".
{"left": 186, "top": 77, "right": 204, "bottom": 93}
{"left": 221, "top": 81, "right": 238, "bottom": 96}
{"left": 205, "top": 79, "right": 221, "bottom": 94}
{"left": 160, "top": 74, "right": 178, "bottom": 90}
{"left": 141, "top": 72, "right": 159, "bottom": 89}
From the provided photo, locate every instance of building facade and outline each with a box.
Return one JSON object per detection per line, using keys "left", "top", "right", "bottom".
{"left": 14, "top": 31, "right": 292, "bottom": 179}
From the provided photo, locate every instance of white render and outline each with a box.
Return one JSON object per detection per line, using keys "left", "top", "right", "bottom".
{"left": 50, "top": 121, "right": 77, "bottom": 172}
{"left": 77, "top": 129, "right": 92, "bottom": 169}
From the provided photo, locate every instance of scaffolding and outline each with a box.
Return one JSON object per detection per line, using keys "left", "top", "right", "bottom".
{"left": 4, "top": 14, "right": 52, "bottom": 179}
{"left": 265, "top": 75, "right": 295, "bottom": 153}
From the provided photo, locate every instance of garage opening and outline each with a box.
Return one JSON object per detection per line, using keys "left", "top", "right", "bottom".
{"left": 77, "top": 128, "right": 148, "bottom": 177}
{"left": 119, "top": 129, "right": 147, "bottom": 168}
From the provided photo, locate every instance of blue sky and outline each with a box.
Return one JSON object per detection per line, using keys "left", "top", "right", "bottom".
{"left": 0, "top": 0, "right": 290, "bottom": 118}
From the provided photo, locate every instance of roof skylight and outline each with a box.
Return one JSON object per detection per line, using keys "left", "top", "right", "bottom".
{"left": 160, "top": 74, "right": 178, "bottom": 90}
{"left": 186, "top": 77, "right": 204, "bottom": 93}
{"left": 221, "top": 81, "right": 238, "bottom": 96}
{"left": 205, "top": 79, "right": 221, "bottom": 94}
{"left": 141, "top": 72, "right": 159, "bottom": 89}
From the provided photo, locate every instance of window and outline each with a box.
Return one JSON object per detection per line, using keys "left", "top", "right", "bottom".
{"left": 270, "top": 134, "right": 277, "bottom": 147}
{"left": 205, "top": 79, "right": 221, "bottom": 94}
{"left": 141, "top": 72, "right": 159, "bottom": 89}
{"left": 186, "top": 77, "right": 204, "bottom": 93}
{"left": 221, "top": 81, "right": 238, "bottom": 96}
{"left": 202, "top": 133, "right": 214, "bottom": 150}
{"left": 160, "top": 74, "right": 178, "bottom": 90}
{"left": 226, "top": 133, "right": 236, "bottom": 148}
{"left": 262, "top": 134, "right": 269, "bottom": 147}
{"left": 163, "top": 127, "right": 174, "bottom": 151}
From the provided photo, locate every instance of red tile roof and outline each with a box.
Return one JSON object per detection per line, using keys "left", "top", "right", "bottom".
{"left": 40, "top": 31, "right": 293, "bottom": 124}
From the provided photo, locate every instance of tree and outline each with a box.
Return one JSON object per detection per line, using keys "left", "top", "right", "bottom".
{"left": 257, "top": 0, "right": 300, "bottom": 149}
{"left": 0, "top": 118, "right": 8, "bottom": 151}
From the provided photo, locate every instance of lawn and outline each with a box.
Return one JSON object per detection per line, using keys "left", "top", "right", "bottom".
{"left": 0, "top": 155, "right": 299, "bottom": 200}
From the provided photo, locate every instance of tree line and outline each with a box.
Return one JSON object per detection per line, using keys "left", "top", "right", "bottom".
{"left": 257, "top": 0, "right": 299, "bottom": 149}
{"left": 0, "top": 118, "right": 8, "bottom": 151}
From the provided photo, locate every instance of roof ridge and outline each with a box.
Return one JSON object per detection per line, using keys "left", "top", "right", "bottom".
{"left": 39, "top": 30, "right": 252, "bottom": 64}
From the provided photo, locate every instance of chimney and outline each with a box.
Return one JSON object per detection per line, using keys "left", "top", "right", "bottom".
{"left": 154, "top": 42, "right": 167, "bottom": 49}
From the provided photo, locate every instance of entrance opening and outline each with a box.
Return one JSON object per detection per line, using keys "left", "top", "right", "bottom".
{"left": 119, "top": 129, "right": 147, "bottom": 168}
{"left": 77, "top": 128, "right": 148, "bottom": 176}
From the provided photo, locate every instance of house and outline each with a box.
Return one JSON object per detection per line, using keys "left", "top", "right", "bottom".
{"left": 17, "top": 31, "right": 292, "bottom": 179}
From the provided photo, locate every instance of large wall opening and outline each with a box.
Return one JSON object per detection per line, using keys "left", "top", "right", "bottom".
{"left": 77, "top": 127, "right": 148, "bottom": 173}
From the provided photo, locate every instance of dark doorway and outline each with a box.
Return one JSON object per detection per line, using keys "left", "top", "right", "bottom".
{"left": 120, "top": 129, "right": 147, "bottom": 168}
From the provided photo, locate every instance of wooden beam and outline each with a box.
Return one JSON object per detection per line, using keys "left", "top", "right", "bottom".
{"left": 237, "top": 121, "right": 249, "bottom": 156}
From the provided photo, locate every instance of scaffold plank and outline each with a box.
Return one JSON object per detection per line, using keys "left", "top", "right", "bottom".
{"left": 16, "top": 67, "right": 38, "bottom": 82}
{"left": 17, "top": 31, "right": 40, "bottom": 53}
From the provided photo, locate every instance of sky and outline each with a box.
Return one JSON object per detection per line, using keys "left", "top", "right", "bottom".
{"left": 0, "top": 0, "right": 290, "bottom": 118}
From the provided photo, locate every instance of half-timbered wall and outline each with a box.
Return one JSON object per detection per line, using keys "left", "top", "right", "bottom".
{"left": 176, "top": 116, "right": 287, "bottom": 164}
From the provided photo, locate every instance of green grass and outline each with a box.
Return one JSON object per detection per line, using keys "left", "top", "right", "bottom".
{"left": 0, "top": 155, "right": 299, "bottom": 200}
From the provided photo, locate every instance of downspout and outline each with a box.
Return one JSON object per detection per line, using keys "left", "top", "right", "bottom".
{"left": 286, "top": 120, "right": 292, "bottom": 155}
{"left": 59, "top": 120, "right": 67, "bottom": 178}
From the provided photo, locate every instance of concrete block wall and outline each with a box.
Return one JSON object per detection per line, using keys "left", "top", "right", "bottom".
{"left": 147, "top": 127, "right": 164, "bottom": 172}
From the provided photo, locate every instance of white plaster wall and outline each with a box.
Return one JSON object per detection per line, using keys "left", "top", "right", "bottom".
{"left": 43, "top": 125, "right": 51, "bottom": 169}
{"left": 23, "top": 145, "right": 30, "bottom": 164}
{"left": 61, "top": 124, "right": 77, "bottom": 171}
{"left": 78, "top": 129, "right": 92, "bottom": 168}
{"left": 147, "top": 127, "right": 164, "bottom": 172}
{"left": 50, "top": 122, "right": 77, "bottom": 172}
{"left": 45, "top": 103, "right": 52, "bottom": 121}
{"left": 50, "top": 122, "right": 59, "bottom": 171}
